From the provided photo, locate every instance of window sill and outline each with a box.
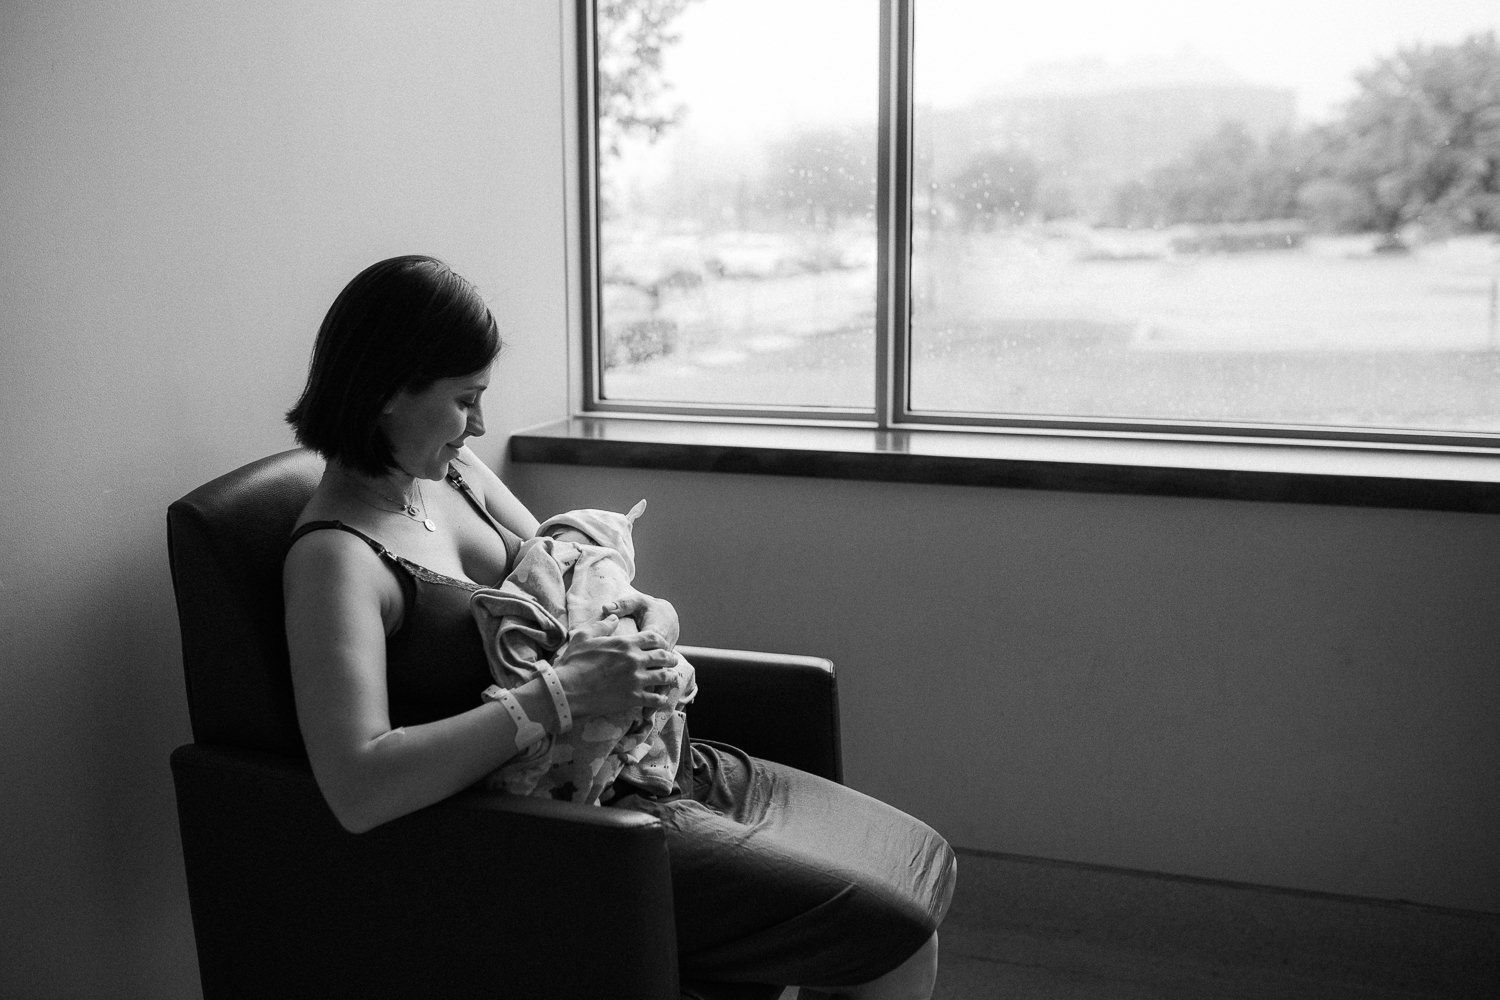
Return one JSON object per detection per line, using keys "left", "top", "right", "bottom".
{"left": 508, "top": 417, "right": 1500, "bottom": 514}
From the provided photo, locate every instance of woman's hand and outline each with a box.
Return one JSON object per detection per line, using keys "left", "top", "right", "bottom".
{"left": 551, "top": 614, "right": 679, "bottom": 718}
{"left": 602, "top": 590, "right": 680, "bottom": 647}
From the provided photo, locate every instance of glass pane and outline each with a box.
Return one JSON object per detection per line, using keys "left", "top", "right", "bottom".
{"left": 912, "top": 1, "right": 1500, "bottom": 435}
{"left": 595, "top": 0, "right": 878, "bottom": 409}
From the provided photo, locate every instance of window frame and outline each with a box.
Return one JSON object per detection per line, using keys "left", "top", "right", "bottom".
{"left": 573, "top": 0, "right": 1500, "bottom": 453}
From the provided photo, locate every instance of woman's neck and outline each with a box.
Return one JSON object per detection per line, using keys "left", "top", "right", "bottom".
{"left": 331, "top": 462, "right": 419, "bottom": 505}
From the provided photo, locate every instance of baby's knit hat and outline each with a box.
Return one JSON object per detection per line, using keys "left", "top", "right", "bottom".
{"left": 537, "top": 499, "right": 647, "bottom": 576}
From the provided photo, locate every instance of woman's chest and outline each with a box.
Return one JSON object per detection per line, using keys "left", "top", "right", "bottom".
{"left": 395, "top": 517, "right": 513, "bottom": 586}
{"left": 385, "top": 575, "right": 493, "bottom": 725}
{"left": 386, "top": 478, "right": 515, "bottom": 584}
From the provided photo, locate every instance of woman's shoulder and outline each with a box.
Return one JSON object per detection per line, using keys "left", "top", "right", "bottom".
{"left": 285, "top": 521, "right": 386, "bottom": 588}
{"left": 286, "top": 487, "right": 397, "bottom": 588}
{"left": 284, "top": 518, "right": 405, "bottom": 636}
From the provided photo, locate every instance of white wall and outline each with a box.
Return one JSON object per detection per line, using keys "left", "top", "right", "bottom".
{"left": 0, "top": 3, "right": 569, "bottom": 997}
{"left": 2, "top": 2, "right": 1496, "bottom": 998}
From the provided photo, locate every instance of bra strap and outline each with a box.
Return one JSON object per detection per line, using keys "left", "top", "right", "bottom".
{"left": 446, "top": 466, "right": 509, "bottom": 536}
{"left": 288, "top": 519, "right": 389, "bottom": 556}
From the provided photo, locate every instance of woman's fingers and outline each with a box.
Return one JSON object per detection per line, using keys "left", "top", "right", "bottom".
{"left": 572, "top": 614, "right": 623, "bottom": 640}
{"left": 601, "top": 595, "right": 640, "bottom": 617}
{"left": 555, "top": 623, "right": 683, "bottom": 714}
{"left": 638, "top": 597, "right": 680, "bottom": 646}
{"left": 634, "top": 629, "right": 667, "bottom": 649}
{"left": 602, "top": 592, "right": 680, "bottom": 647}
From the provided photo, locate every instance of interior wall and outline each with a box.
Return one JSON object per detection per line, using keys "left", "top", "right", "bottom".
{"left": 0, "top": 3, "right": 568, "bottom": 998}
{"left": 506, "top": 463, "right": 1500, "bottom": 915}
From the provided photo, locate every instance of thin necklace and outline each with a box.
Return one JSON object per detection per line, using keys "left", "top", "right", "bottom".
{"left": 345, "top": 470, "right": 436, "bottom": 531}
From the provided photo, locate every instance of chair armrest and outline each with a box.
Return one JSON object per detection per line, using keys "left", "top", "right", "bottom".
{"left": 171, "top": 744, "right": 680, "bottom": 1000}
{"left": 679, "top": 645, "right": 842, "bottom": 783}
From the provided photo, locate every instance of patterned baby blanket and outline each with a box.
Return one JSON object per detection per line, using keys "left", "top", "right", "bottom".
{"left": 470, "top": 500, "right": 695, "bottom": 804}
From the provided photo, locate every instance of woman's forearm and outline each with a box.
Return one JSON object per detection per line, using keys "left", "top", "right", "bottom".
{"left": 315, "top": 679, "right": 560, "bottom": 834}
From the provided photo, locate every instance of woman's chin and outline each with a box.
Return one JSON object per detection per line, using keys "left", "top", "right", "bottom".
{"left": 397, "top": 447, "right": 461, "bottom": 481}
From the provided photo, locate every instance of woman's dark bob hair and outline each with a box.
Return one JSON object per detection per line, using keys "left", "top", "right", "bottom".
{"left": 286, "top": 255, "right": 501, "bottom": 476}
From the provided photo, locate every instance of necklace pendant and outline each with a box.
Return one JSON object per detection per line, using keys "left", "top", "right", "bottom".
{"left": 423, "top": 518, "right": 436, "bottom": 532}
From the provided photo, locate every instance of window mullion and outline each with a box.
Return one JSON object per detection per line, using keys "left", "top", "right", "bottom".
{"left": 874, "top": 0, "right": 913, "bottom": 429}
{"left": 577, "top": 0, "right": 603, "bottom": 411}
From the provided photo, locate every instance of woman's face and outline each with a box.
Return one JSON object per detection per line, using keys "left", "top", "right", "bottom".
{"left": 378, "top": 366, "right": 491, "bottom": 480}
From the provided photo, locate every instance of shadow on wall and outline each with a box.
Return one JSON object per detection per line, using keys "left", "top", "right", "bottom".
{"left": 1, "top": 523, "right": 199, "bottom": 1000}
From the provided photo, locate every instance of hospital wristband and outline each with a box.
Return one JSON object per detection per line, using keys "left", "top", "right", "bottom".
{"left": 537, "top": 662, "right": 573, "bottom": 734}
{"left": 482, "top": 684, "right": 546, "bottom": 751}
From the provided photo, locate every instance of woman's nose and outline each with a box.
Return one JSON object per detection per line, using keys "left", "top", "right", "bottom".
{"left": 467, "top": 404, "right": 486, "bottom": 437}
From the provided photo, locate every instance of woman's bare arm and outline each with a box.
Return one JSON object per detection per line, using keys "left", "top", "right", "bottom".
{"left": 284, "top": 529, "right": 677, "bottom": 833}
{"left": 284, "top": 531, "right": 556, "bottom": 832}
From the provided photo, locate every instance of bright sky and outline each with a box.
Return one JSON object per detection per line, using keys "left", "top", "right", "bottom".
{"left": 664, "top": 0, "right": 1499, "bottom": 132}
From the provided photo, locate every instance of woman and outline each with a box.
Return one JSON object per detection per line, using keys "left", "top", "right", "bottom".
{"left": 282, "top": 255, "right": 955, "bottom": 999}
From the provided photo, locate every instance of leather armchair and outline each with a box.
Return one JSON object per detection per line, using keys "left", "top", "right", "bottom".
{"left": 167, "top": 449, "right": 843, "bottom": 1000}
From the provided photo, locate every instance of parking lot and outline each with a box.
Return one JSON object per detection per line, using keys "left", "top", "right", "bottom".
{"left": 601, "top": 229, "right": 1500, "bottom": 433}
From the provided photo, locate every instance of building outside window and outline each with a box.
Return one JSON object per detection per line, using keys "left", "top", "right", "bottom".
{"left": 582, "top": 0, "right": 1500, "bottom": 446}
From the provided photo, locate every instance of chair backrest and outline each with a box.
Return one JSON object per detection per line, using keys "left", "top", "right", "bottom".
{"left": 168, "top": 449, "right": 324, "bottom": 756}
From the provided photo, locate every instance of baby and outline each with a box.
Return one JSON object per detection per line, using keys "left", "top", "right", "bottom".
{"left": 470, "top": 500, "right": 696, "bottom": 804}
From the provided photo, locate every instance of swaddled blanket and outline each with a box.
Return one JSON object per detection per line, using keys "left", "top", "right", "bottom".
{"left": 470, "top": 500, "right": 696, "bottom": 804}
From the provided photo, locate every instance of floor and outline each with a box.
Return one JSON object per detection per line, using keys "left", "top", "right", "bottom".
{"left": 927, "top": 925, "right": 1456, "bottom": 1000}
{"left": 783, "top": 850, "right": 1500, "bottom": 1000}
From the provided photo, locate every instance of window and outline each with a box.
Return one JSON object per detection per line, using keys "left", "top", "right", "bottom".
{"left": 579, "top": 0, "right": 1500, "bottom": 446}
